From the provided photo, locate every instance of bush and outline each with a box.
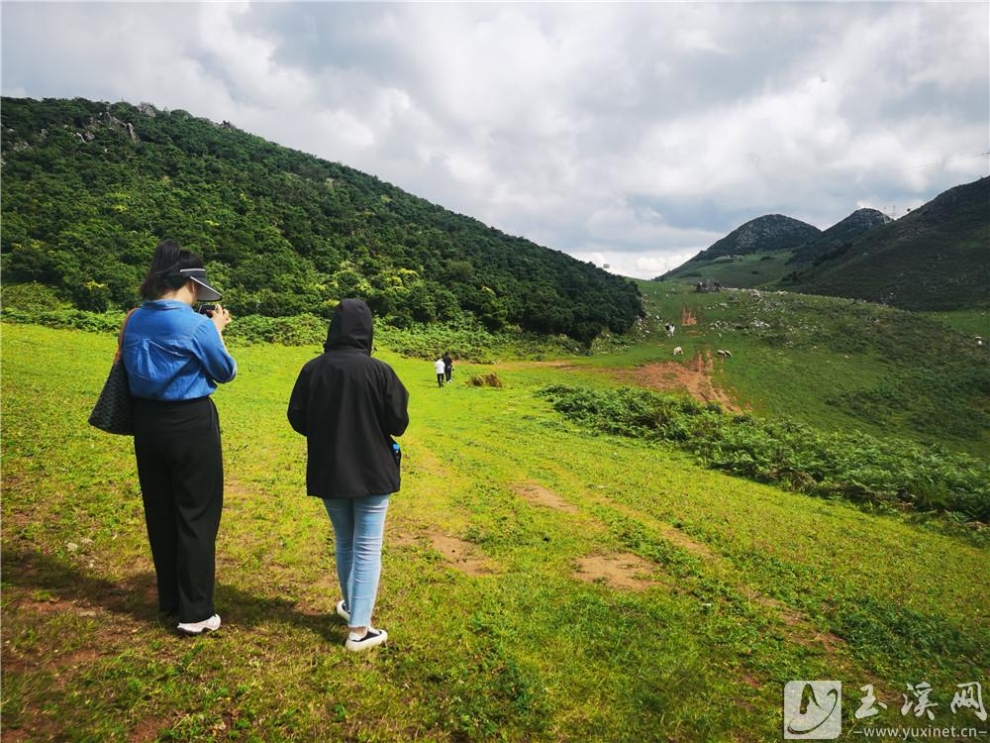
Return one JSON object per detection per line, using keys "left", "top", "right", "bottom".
{"left": 539, "top": 385, "right": 990, "bottom": 523}
{"left": 0, "top": 308, "right": 329, "bottom": 346}
{"left": 1, "top": 308, "right": 126, "bottom": 333}
{"left": 224, "top": 314, "right": 326, "bottom": 346}
{"left": 0, "top": 308, "right": 588, "bottom": 364}
{"left": 1, "top": 281, "right": 72, "bottom": 311}
{"left": 467, "top": 373, "right": 503, "bottom": 388}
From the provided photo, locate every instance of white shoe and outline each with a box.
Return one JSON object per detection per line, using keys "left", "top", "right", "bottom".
{"left": 177, "top": 614, "right": 221, "bottom": 635}
{"left": 345, "top": 627, "right": 387, "bottom": 652}
{"left": 336, "top": 600, "right": 351, "bottom": 622}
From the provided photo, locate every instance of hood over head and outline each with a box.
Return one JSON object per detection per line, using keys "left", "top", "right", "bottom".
{"left": 324, "top": 298, "right": 374, "bottom": 354}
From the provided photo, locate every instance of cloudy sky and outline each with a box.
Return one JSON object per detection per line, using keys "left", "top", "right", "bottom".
{"left": 2, "top": 2, "right": 987, "bottom": 279}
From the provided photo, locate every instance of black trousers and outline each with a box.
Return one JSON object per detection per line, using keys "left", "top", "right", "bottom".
{"left": 133, "top": 397, "right": 223, "bottom": 623}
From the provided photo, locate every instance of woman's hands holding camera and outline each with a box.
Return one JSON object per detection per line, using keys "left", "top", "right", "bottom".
{"left": 210, "top": 305, "right": 232, "bottom": 333}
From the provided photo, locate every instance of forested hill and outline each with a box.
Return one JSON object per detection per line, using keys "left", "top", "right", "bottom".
{"left": 0, "top": 97, "right": 641, "bottom": 343}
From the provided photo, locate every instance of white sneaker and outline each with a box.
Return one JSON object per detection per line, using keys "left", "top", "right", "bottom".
{"left": 336, "top": 600, "right": 350, "bottom": 622}
{"left": 177, "top": 614, "right": 221, "bottom": 635}
{"left": 345, "top": 627, "right": 387, "bottom": 652}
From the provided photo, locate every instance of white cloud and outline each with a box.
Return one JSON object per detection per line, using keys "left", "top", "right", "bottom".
{"left": 197, "top": 4, "right": 315, "bottom": 109}
{"left": 1, "top": 2, "right": 986, "bottom": 279}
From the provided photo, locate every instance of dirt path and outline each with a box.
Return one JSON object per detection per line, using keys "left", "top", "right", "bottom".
{"left": 610, "top": 349, "right": 742, "bottom": 412}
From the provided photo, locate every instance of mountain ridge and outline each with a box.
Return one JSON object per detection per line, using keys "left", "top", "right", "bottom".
{"left": 658, "top": 177, "right": 988, "bottom": 311}
{"left": 786, "top": 208, "right": 892, "bottom": 266}
{"left": 780, "top": 176, "right": 990, "bottom": 310}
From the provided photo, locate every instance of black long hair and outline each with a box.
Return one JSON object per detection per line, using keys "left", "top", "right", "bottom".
{"left": 139, "top": 240, "right": 205, "bottom": 300}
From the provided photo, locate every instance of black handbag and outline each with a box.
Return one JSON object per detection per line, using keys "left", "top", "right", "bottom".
{"left": 88, "top": 310, "right": 137, "bottom": 435}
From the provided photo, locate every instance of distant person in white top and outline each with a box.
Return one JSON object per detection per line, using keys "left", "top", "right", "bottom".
{"left": 434, "top": 357, "right": 446, "bottom": 388}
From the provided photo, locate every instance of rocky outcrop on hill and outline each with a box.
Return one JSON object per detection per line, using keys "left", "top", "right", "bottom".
{"left": 80, "top": 107, "right": 139, "bottom": 142}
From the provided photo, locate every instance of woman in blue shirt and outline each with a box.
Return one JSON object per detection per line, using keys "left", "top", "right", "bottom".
{"left": 122, "top": 240, "right": 237, "bottom": 635}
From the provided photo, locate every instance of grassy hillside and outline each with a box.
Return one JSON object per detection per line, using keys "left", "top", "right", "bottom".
{"left": 661, "top": 214, "right": 821, "bottom": 287}
{"left": 781, "top": 177, "right": 990, "bottom": 311}
{"left": 3, "top": 323, "right": 988, "bottom": 742}
{"left": 655, "top": 251, "right": 794, "bottom": 289}
{"left": 920, "top": 308, "right": 990, "bottom": 340}
{"left": 602, "top": 281, "right": 990, "bottom": 459}
{"left": 0, "top": 96, "right": 640, "bottom": 343}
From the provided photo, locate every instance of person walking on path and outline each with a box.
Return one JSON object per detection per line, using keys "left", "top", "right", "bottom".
{"left": 442, "top": 351, "right": 453, "bottom": 384}
{"left": 121, "top": 240, "right": 237, "bottom": 635}
{"left": 434, "top": 356, "right": 446, "bottom": 387}
{"left": 287, "top": 299, "right": 410, "bottom": 651}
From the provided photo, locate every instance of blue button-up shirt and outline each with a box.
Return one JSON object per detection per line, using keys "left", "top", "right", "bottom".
{"left": 121, "top": 300, "right": 237, "bottom": 401}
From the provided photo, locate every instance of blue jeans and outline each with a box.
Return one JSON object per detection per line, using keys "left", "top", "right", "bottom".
{"left": 323, "top": 495, "right": 390, "bottom": 628}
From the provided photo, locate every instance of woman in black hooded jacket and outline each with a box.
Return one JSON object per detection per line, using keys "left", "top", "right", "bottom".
{"left": 287, "top": 299, "right": 409, "bottom": 651}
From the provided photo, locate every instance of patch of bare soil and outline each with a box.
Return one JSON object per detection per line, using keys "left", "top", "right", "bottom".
{"left": 428, "top": 532, "right": 494, "bottom": 576}
{"left": 128, "top": 717, "right": 166, "bottom": 743}
{"left": 514, "top": 483, "right": 579, "bottom": 513}
{"left": 572, "top": 552, "right": 658, "bottom": 592}
{"left": 612, "top": 349, "right": 742, "bottom": 413}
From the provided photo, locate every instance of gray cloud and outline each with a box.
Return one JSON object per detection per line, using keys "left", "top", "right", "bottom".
{"left": 2, "top": 2, "right": 986, "bottom": 279}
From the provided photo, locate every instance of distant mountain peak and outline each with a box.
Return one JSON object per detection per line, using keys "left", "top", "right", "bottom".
{"left": 833, "top": 207, "right": 892, "bottom": 232}
{"left": 689, "top": 214, "right": 820, "bottom": 262}
{"left": 786, "top": 208, "right": 893, "bottom": 265}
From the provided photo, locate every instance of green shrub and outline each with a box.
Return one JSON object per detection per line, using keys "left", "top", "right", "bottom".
{"left": 1, "top": 281, "right": 72, "bottom": 311}
{"left": 539, "top": 385, "right": 990, "bottom": 522}
{"left": 467, "top": 373, "right": 503, "bottom": 388}
{"left": 1, "top": 308, "right": 126, "bottom": 333}
{"left": 0, "top": 308, "right": 585, "bottom": 363}
{"left": 224, "top": 314, "right": 326, "bottom": 346}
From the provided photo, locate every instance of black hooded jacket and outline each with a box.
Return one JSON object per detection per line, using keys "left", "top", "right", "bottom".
{"left": 287, "top": 299, "right": 409, "bottom": 498}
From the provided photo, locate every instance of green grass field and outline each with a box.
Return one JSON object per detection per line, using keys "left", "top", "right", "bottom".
{"left": 2, "top": 319, "right": 988, "bottom": 742}
{"left": 628, "top": 281, "right": 989, "bottom": 457}
{"left": 660, "top": 252, "right": 795, "bottom": 289}
{"left": 920, "top": 309, "right": 990, "bottom": 342}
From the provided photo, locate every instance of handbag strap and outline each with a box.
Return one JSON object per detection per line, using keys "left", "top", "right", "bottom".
{"left": 113, "top": 308, "right": 139, "bottom": 363}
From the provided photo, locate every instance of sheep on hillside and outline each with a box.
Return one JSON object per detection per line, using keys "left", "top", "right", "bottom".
{"left": 716, "top": 349, "right": 732, "bottom": 358}
{"left": 673, "top": 346, "right": 683, "bottom": 356}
